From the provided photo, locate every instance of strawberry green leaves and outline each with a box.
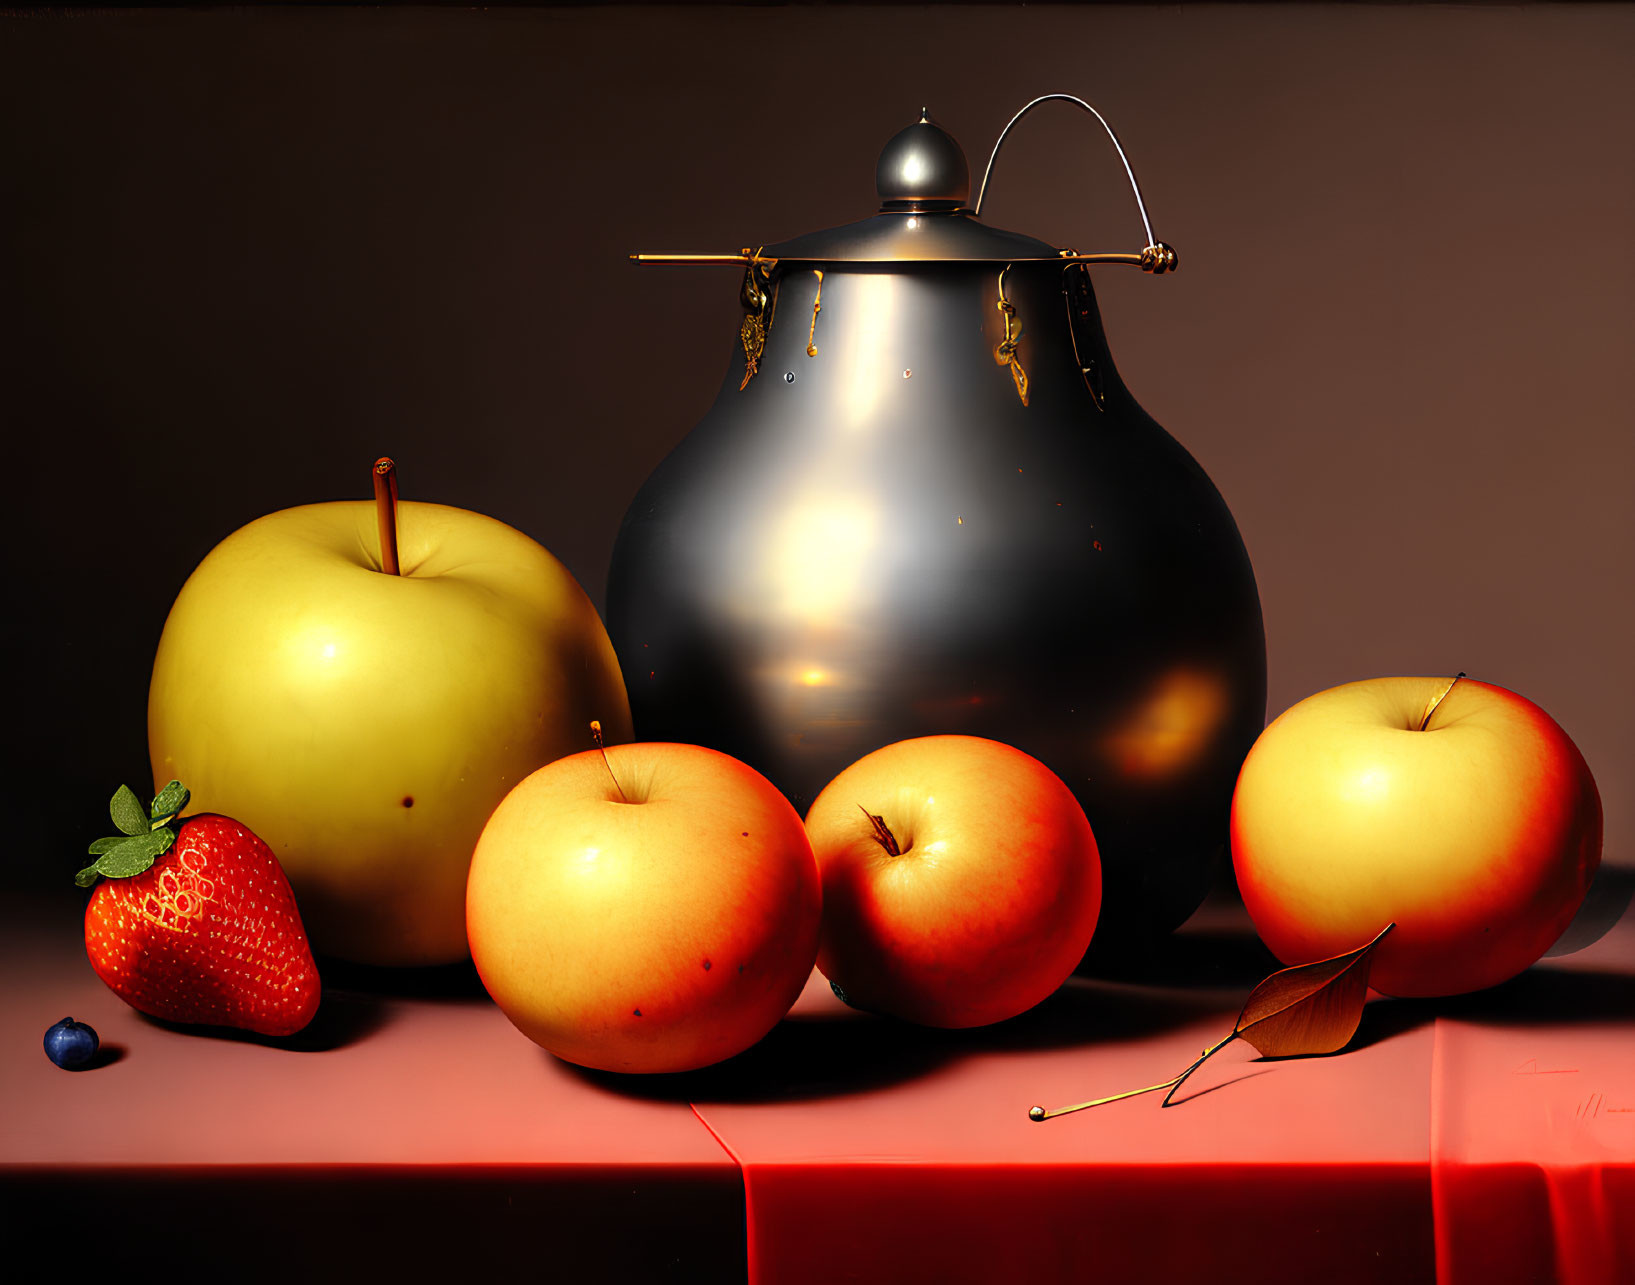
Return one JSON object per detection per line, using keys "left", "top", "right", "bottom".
{"left": 83, "top": 829, "right": 176, "bottom": 881}
{"left": 150, "top": 779, "right": 190, "bottom": 821}
{"left": 74, "top": 781, "right": 191, "bottom": 888}
{"left": 75, "top": 835, "right": 174, "bottom": 888}
{"left": 1029, "top": 923, "right": 1395, "bottom": 1122}
{"left": 109, "top": 785, "right": 149, "bottom": 838}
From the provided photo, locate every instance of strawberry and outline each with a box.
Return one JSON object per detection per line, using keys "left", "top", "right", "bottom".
{"left": 77, "top": 781, "right": 321, "bottom": 1037}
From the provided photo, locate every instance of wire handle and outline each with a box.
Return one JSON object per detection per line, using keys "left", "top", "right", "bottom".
{"left": 975, "top": 94, "right": 1175, "bottom": 274}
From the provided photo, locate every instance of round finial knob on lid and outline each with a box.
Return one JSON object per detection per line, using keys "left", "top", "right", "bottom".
{"left": 876, "top": 109, "right": 970, "bottom": 211}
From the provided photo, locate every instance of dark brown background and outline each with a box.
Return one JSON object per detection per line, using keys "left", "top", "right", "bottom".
{"left": 3, "top": 4, "right": 1631, "bottom": 894}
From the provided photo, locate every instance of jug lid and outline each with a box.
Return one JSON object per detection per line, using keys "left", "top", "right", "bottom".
{"left": 764, "top": 110, "right": 1058, "bottom": 265}
{"left": 633, "top": 97, "right": 1176, "bottom": 274}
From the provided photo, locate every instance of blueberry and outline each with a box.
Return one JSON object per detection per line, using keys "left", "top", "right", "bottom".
{"left": 44, "top": 1016, "right": 99, "bottom": 1070}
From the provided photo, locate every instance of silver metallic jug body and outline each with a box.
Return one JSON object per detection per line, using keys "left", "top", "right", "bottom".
{"left": 609, "top": 105, "right": 1266, "bottom": 939}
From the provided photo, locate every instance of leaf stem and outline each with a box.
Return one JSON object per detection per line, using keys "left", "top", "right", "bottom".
{"left": 1159, "top": 1033, "right": 1238, "bottom": 1107}
{"left": 373, "top": 457, "right": 400, "bottom": 576}
{"left": 1029, "top": 1074, "right": 1185, "bottom": 1121}
{"left": 1029, "top": 1033, "right": 1238, "bottom": 1121}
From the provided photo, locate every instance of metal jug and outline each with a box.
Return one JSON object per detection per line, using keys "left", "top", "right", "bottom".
{"left": 608, "top": 97, "right": 1266, "bottom": 941}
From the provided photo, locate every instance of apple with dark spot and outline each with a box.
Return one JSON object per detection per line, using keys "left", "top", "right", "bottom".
{"left": 465, "top": 736, "right": 821, "bottom": 1072}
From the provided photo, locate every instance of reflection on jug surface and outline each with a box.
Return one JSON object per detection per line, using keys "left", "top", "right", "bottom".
{"left": 609, "top": 102, "right": 1266, "bottom": 942}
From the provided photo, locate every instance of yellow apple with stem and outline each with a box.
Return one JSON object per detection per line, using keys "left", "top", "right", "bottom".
{"left": 466, "top": 728, "right": 822, "bottom": 1073}
{"left": 148, "top": 459, "right": 632, "bottom": 966}
{"left": 1231, "top": 675, "right": 1601, "bottom": 997}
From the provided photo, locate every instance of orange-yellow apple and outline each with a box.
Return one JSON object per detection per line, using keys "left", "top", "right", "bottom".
{"left": 1231, "top": 676, "right": 1601, "bottom": 997}
{"left": 465, "top": 742, "right": 822, "bottom": 1073}
{"left": 148, "top": 500, "right": 631, "bottom": 967}
{"left": 805, "top": 735, "right": 1101, "bottom": 1028}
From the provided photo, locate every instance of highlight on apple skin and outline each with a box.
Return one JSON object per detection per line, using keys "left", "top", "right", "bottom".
{"left": 805, "top": 735, "right": 1102, "bottom": 1029}
{"left": 1231, "top": 676, "right": 1601, "bottom": 998}
{"left": 148, "top": 499, "right": 633, "bottom": 967}
{"left": 465, "top": 741, "right": 822, "bottom": 1074}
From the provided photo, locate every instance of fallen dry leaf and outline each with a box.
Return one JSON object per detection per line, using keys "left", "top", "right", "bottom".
{"left": 1232, "top": 922, "right": 1394, "bottom": 1057}
{"left": 1029, "top": 923, "right": 1395, "bottom": 1122}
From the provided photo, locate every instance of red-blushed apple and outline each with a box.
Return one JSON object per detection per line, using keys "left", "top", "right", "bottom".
{"left": 804, "top": 735, "right": 1101, "bottom": 1028}
{"left": 1231, "top": 676, "right": 1601, "bottom": 997}
{"left": 465, "top": 740, "right": 821, "bottom": 1073}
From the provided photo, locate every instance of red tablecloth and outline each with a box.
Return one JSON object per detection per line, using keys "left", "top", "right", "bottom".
{"left": 0, "top": 894, "right": 743, "bottom": 1281}
{"left": 4, "top": 889, "right": 1630, "bottom": 1283}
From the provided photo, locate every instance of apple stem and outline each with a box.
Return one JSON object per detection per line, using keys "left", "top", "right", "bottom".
{"left": 858, "top": 806, "right": 901, "bottom": 857}
{"left": 590, "top": 721, "right": 630, "bottom": 803}
{"left": 373, "top": 457, "right": 401, "bottom": 576}
{"left": 1418, "top": 672, "right": 1467, "bottom": 732}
